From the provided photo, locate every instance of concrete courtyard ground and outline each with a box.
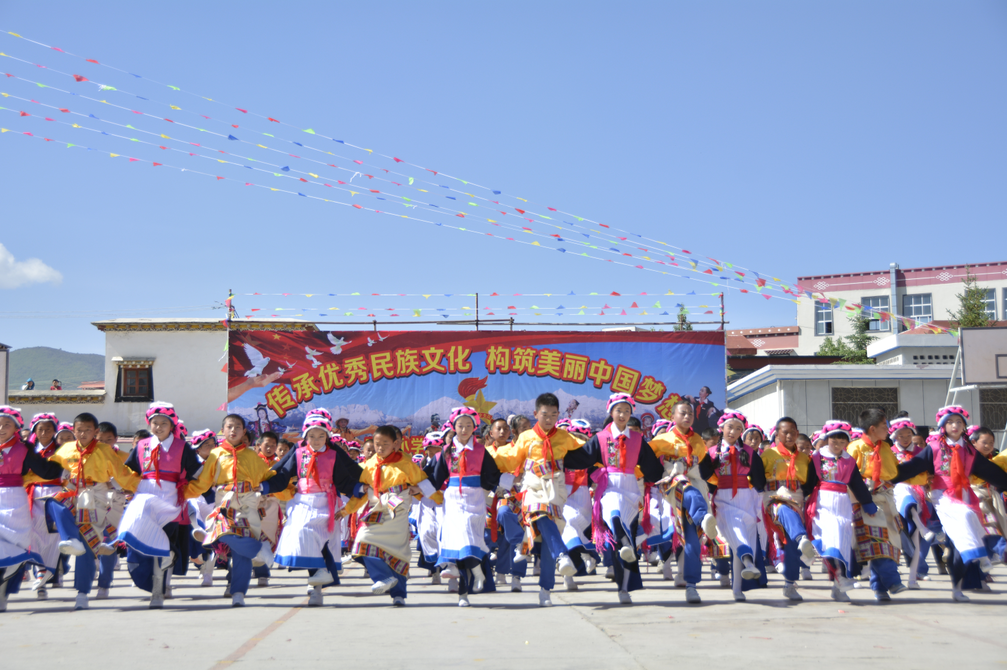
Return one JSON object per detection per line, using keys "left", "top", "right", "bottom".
{"left": 2, "top": 558, "right": 1006, "bottom": 669}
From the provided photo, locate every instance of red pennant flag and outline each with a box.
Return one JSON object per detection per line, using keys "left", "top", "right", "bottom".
{"left": 682, "top": 249, "right": 692, "bottom": 254}
{"left": 610, "top": 291, "right": 620, "bottom": 296}
{"left": 152, "top": 162, "right": 162, "bottom": 166}
{"left": 426, "top": 169, "right": 438, "bottom": 175}
{"left": 236, "top": 108, "right": 247, "bottom": 113}
{"left": 393, "top": 157, "right": 403, "bottom": 162}
{"left": 763, "top": 294, "right": 772, "bottom": 300}
{"left": 300, "top": 178, "right": 308, "bottom": 182}
{"left": 86, "top": 59, "right": 99, "bottom": 64}
{"left": 220, "top": 365, "right": 227, "bottom": 373}
{"left": 268, "top": 117, "right": 279, "bottom": 123}
{"left": 72, "top": 74, "right": 88, "bottom": 82}
{"left": 369, "top": 189, "right": 379, "bottom": 193}
{"left": 490, "top": 292, "right": 499, "bottom": 296}
{"left": 548, "top": 207, "right": 557, "bottom": 211}
{"left": 231, "top": 124, "right": 238, "bottom": 128}
{"left": 630, "top": 302, "right": 639, "bottom": 308}
{"left": 353, "top": 204, "right": 362, "bottom": 209}
{"left": 620, "top": 309, "right": 627, "bottom": 316}
{"left": 159, "top": 145, "right": 167, "bottom": 150}
{"left": 19, "top": 111, "right": 28, "bottom": 116}
{"left": 515, "top": 208, "right": 526, "bottom": 214}
{"left": 59, "top": 108, "right": 69, "bottom": 113}
{"left": 703, "top": 269, "right": 713, "bottom": 274}
{"left": 216, "top": 176, "right": 224, "bottom": 180}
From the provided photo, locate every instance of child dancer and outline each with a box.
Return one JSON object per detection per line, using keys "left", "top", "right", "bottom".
{"left": 806, "top": 420, "right": 878, "bottom": 602}
{"left": 889, "top": 417, "right": 933, "bottom": 588}
{"left": 893, "top": 406, "right": 1007, "bottom": 601}
{"left": 416, "top": 431, "right": 446, "bottom": 585}
{"left": 565, "top": 394, "right": 664, "bottom": 604}
{"left": 969, "top": 427, "right": 1007, "bottom": 576}
{"left": 253, "top": 431, "right": 282, "bottom": 587}
{"left": 494, "top": 393, "right": 583, "bottom": 606}
{"left": 759, "top": 416, "right": 819, "bottom": 601}
{"left": 645, "top": 419, "right": 677, "bottom": 581}
{"left": 117, "top": 403, "right": 204, "bottom": 608}
{"left": 35, "top": 412, "right": 140, "bottom": 610}
{"left": 344, "top": 425, "right": 438, "bottom": 606}
{"left": 24, "top": 412, "right": 62, "bottom": 600}
{"left": 0, "top": 406, "right": 65, "bottom": 612}
{"left": 184, "top": 414, "right": 281, "bottom": 607}
{"left": 847, "top": 408, "right": 907, "bottom": 601}
{"left": 557, "top": 419, "right": 598, "bottom": 591}
{"left": 429, "top": 408, "right": 503, "bottom": 607}
{"left": 647, "top": 401, "right": 719, "bottom": 604}
{"left": 701, "top": 410, "right": 766, "bottom": 601}
{"left": 187, "top": 429, "right": 219, "bottom": 587}
{"left": 94, "top": 421, "right": 126, "bottom": 599}
{"left": 260, "top": 416, "right": 362, "bottom": 606}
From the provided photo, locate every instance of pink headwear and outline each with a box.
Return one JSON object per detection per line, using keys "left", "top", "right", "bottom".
{"left": 606, "top": 393, "right": 636, "bottom": 414}
{"left": 447, "top": 406, "right": 480, "bottom": 430}
{"left": 190, "top": 429, "right": 217, "bottom": 448}
{"left": 936, "top": 405, "right": 969, "bottom": 428}
{"left": 555, "top": 418, "right": 572, "bottom": 430}
{"left": 821, "top": 420, "right": 853, "bottom": 440}
{"left": 811, "top": 430, "right": 824, "bottom": 443}
{"left": 30, "top": 412, "right": 59, "bottom": 434}
{"left": 966, "top": 425, "right": 982, "bottom": 440}
{"left": 423, "top": 431, "right": 447, "bottom": 448}
{"left": 301, "top": 416, "right": 332, "bottom": 438}
{"left": 567, "top": 419, "right": 593, "bottom": 439}
{"left": 145, "top": 402, "right": 183, "bottom": 440}
{"left": 55, "top": 421, "right": 75, "bottom": 437}
{"left": 177, "top": 420, "right": 189, "bottom": 439}
{"left": 849, "top": 427, "right": 864, "bottom": 440}
{"left": 0, "top": 405, "right": 24, "bottom": 430}
{"left": 889, "top": 417, "right": 916, "bottom": 435}
{"left": 717, "top": 409, "right": 748, "bottom": 429}
{"left": 742, "top": 424, "right": 765, "bottom": 441}
{"left": 305, "top": 408, "right": 333, "bottom": 422}
{"left": 650, "top": 419, "right": 675, "bottom": 438}
{"left": 411, "top": 454, "right": 425, "bottom": 464}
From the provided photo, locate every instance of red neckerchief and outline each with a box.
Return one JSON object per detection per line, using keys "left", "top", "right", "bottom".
{"left": 0, "top": 435, "right": 17, "bottom": 467}
{"left": 776, "top": 442, "right": 800, "bottom": 489}
{"left": 724, "top": 440, "right": 739, "bottom": 497}
{"left": 219, "top": 442, "right": 247, "bottom": 483}
{"left": 149, "top": 439, "right": 168, "bottom": 485}
{"left": 72, "top": 439, "right": 98, "bottom": 493}
{"left": 609, "top": 425, "right": 629, "bottom": 471}
{"left": 942, "top": 435, "right": 970, "bottom": 499}
{"left": 259, "top": 452, "right": 276, "bottom": 465}
{"left": 373, "top": 451, "right": 403, "bottom": 493}
{"left": 305, "top": 445, "right": 324, "bottom": 488}
{"left": 862, "top": 435, "right": 882, "bottom": 483}
{"left": 533, "top": 423, "right": 558, "bottom": 472}
{"left": 672, "top": 427, "right": 696, "bottom": 467}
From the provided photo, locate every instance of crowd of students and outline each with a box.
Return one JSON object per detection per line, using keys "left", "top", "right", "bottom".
{"left": 0, "top": 393, "right": 1004, "bottom": 611}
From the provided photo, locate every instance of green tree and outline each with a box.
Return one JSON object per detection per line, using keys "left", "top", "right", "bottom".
{"left": 949, "top": 266, "right": 993, "bottom": 329}
{"left": 815, "top": 313, "right": 876, "bottom": 364}
{"left": 673, "top": 306, "right": 693, "bottom": 332}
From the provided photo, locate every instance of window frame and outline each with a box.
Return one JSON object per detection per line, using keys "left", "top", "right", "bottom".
{"left": 903, "top": 293, "right": 933, "bottom": 324}
{"left": 982, "top": 288, "right": 996, "bottom": 320}
{"left": 113, "top": 360, "right": 155, "bottom": 403}
{"left": 814, "top": 300, "right": 834, "bottom": 336}
{"left": 861, "top": 295, "right": 891, "bottom": 332}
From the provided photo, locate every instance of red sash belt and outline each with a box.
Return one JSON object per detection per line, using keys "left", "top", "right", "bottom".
{"left": 820, "top": 482, "right": 847, "bottom": 492}
{"left": 0, "top": 474, "right": 24, "bottom": 486}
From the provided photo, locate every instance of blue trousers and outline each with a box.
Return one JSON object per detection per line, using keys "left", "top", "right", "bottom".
{"left": 46, "top": 499, "right": 96, "bottom": 595}
{"left": 775, "top": 504, "right": 807, "bottom": 583}
{"left": 679, "top": 486, "right": 709, "bottom": 586}
{"left": 869, "top": 557, "right": 903, "bottom": 593}
{"left": 606, "top": 514, "right": 643, "bottom": 592}
{"left": 533, "top": 517, "right": 567, "bottom": 591}
{"left": 221, "top": 535, "right": 259, "bottom": 596}
{"left": 362, "top": 556, "right": 407, "bottom": 599}
{"left": 495, "top": 506, "right": 527, "bottom": 578}
{"left": 97, "top": 525, "right": 118, "bottom": 589}
{"left": 2, "top": 564, "right": 26, "bottom": 595}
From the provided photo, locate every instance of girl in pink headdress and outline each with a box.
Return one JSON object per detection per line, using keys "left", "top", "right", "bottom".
{"left": 889, "top": 417, "right": 935, "bottom": 589}
{"left": 894, "top": 405, "right": 1007, "bottom": 602}
{"left": 23, "top": 412, "right": 63, "bottom": 600}
{"left": 260, "top": 416, "right": 363, "bottom": 606}
{"left": 558, "top": 418, "right": 599, "bottom": 591}
{"left": 563, "top": 393, "right": 666, "bottom": 605}
{"left": 701, "top": 410, "right": 767, "bottom": 601}
{"left": 0, "top": 406, "right": 65, "bottom": 613}
{"left": 118, "top": 402, "right": 206, "bottom": 608}
{"left": 428, "top": 407, "right": 506, "bottom": 607}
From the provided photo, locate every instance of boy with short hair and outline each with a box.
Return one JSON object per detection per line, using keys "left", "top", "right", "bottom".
{"left": 95, "top": 421, "right": 127, "bottom": 599}
{"left": 846, "top": 408, "right": 907, "bottom": 601}
{"left": 253, "top": 431, "right": 281, "bottom": 587}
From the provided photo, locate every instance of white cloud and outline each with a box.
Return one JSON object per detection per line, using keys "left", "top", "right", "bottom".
{"left": 0, "top": 243, "right": 63, "bottom": 289}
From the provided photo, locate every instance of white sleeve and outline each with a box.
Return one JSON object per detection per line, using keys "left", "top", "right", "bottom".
{"left": 498, "top": 473, "right": 515, "bottom": 491}
{"left": 417, "top": 479, "right": 436, "bottom": 498}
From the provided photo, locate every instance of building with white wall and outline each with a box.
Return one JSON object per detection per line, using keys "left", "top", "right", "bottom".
{"left": 792, "top": 260, "right": 1007, "bottom": 356}
{"left": 8, "top": 318, "right": 314, "bottom": 439}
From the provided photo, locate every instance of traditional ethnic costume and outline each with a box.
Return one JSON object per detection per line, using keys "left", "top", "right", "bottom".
{"left": 557, "top": 419, "right": 599, "bottom": 589}
{"left": 23, "top": 413, "right": 63, "bottom": 599}
{"left": 262, "top": 417, "right": 363, "bottom": 606}
{"left": 0, "top": 407, "right": 65, "bottom": 612}
{"left": 890, "top": 418, "right": 934, "bottom": 588}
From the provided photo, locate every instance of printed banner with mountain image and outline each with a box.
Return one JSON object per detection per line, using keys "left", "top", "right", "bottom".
{"left": 227, "top": 330, "right": 725, "bottom": 452}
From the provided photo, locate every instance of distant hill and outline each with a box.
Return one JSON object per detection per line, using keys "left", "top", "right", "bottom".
{"left": 8, "top": 347, "right": 105, "bottom": 391}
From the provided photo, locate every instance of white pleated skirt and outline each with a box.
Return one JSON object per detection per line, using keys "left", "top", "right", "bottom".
{"left": 118, "top": 479, "right": 182, "bottom": 558}
{"left": 275, "top": 492, "right": 342, "bottom": 570}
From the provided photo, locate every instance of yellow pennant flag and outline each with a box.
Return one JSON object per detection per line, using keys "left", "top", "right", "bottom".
{"left": 309, "top": 173, "right": 318, "bottom": 178}
{"left": 109, "top": 153, "right": 119, "bottom": 158}
{"left": 170, "top": 105, "right": 181, "bottom": 110}
{"left": 0, "top": 128, "right": 8, "bottom": 133}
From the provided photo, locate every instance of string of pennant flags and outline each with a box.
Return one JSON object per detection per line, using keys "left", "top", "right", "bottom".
{"left": 0, "top": 30, "right": 969, "bottom": 336}
{"left": 0, "top": 31, "right": 808, "bottom": 300}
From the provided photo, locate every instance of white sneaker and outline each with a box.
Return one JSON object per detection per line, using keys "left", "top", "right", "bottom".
{"left": 977, "top": 581, "right": 993, "bottom": 593}
{"left": 907, "top": 581, "right": 921, "bottom": 590}
{"left": 308, "top": 569, "right": 333, "bottom": 586}
{"left": 307, "top": 586, "right": 323, "bottom": 607}
{"left": 31, "top": 574, "right": 47, "bottom": 591}
{"left": 734, "top": 591, "right": 746, "bottom": 602}
{"left": 701, "top": 513, "right": 718, "bottom": 538}
{"left": 662, "top": 560, "right": 674, "bottom": 581}
{"left": 59, "top": 539, "right": 86, "bottom": 557}
{"left": 36, "top": 587, "right": 48, "bottom": 600}
{"left": 766, "top": 562, "right": 777, "bottom": 574}
{"left": 564, "top": 575, "right": 578, "bottom": 591}
{"left": 538, "top": 588, "right": 552, "bottom": 607}
{"left": 392, "top": 596, "right": 406, "bottom": 606}
{"left": 798, "top": 538, "right": 817, "bottom": 561}
{"left": 471, "top": 565, "right": 485, "bottom": 593}
{"left": 618, "top": 545, "right": 637, "bottom": 563}
{"left": 741, "top": 557, "right": 760, "bottom": 581}
{"left": 831, "top": 584, "right": 851, "bottom": 602}
{"left": 495, "top": 572, "right": 507, "bottom": 586}
{"left": 431, "top": 572, "right": 442, "bottom": 586}
{"left": 618, "top": 590, "right": 632, "bottom": 604}
{"left": 835, "top": 575, "right": 855, "bottom": 593}
{"left": 979, "top": 557, "right": 993, "bottom": 574}
{"left": 371, "top": 576, "right": 398, "bottom": 595}
{"left": 458, "top": 596, "right": 470, "bottom": 607}
{"left": 257, "top": 577, "right": 269, "bottom": 588}
{"left": 440, "top": 563, "right": 460, "bottom": 580}
{"left": 874, "top": 590, "right": 891, "bottom": 602}
{"left": 96, "top": 543, "right": 117, "bottom": 556}
{"left": 447, "top": 577, "right": 459, "bottom": 593}
{"left": 719, "top": 574, "right": 731, "bottom": 588}
{"left": 95, "top": 587, "right": 109, "bottom": 600}
{"left": 74, "top": 593, "right": 89, "bottom": 610}
{"left": 605, "top": 565, "right": 616, "bottom": 580}
{"left": 557, "top": 554, "right": 577, "bottom": 577}
{"left": 952, "top": 581, "right": 971, "bottom": 603}
{"left": 513, "top": 549, "right": 528, "bottom": 564}
{"left": 583, "top": 554, "right": 597, "bottom": 574}
{"left": 150, "top": 590, "right": 164, "bottom": 609}
{"left": 510, "top": 575, "right": 522, "bottom": 593}
{"left": 686, "top": 586, "right": 701, "bottom": 603}
{"left": 647, "top": 553, "right": 659, "bottom": 567}
{"left": 231, "top": 593, "right": 245, "bottom": 607}
{"left": 191, "top": 527, "right": 207, "bottom": 543}
{"left": 782, "top": 582, "right": 802, "bottom": 601}
{"left": 201, "top": 572, "right": 213, "bottom": 587}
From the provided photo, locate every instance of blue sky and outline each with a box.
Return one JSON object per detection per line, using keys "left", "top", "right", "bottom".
{"left": 2, "top": 1, "right": 1006, "bottom": 355}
